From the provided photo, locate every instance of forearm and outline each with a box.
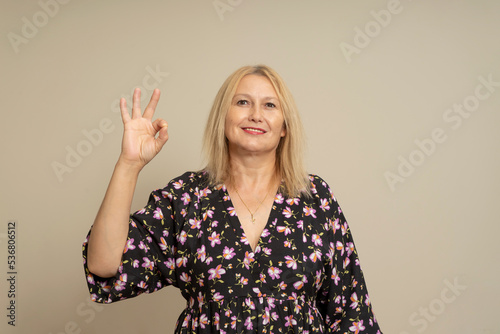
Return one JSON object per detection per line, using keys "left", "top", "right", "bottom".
{"left": 86, "top": 159, "right": 142, "bottom": 277}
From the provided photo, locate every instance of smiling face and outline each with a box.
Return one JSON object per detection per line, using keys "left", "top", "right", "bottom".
{"left": 224, "top": 74, "right": 286, "bottom": 157}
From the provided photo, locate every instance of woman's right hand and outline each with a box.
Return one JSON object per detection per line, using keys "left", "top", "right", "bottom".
{"left": 118, "top": 88, "right": 169, "bottom": 169}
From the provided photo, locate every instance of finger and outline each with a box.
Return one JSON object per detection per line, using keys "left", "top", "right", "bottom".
{"left": 152, "top": 118, "right": 168, "bottom": 133}
{"left": 155, "top": 124, "right": 169, "bottom": 151}
{"left": 143, "top": 89, "right": 161, "bottom": 120}
{"left": 119, "top": 97, "right": 131, "bottom": 124}
{"left": 131, "top": 88, "right": 142, "bottom": 119}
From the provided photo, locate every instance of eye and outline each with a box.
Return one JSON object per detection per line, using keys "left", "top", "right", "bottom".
{"left": 265, "top": 102, "right": 276, "bottom": 108}
{"left": 236, "top": 100, "right": 249, "bottom": 106}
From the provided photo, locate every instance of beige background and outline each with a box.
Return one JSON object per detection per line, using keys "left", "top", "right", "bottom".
{"left": 1, "top": 0, "right": 499, "bottom": 333}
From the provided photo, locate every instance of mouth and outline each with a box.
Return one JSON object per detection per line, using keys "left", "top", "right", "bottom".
{"left": 242, "top": 127, "right": 267, "bottom": 134}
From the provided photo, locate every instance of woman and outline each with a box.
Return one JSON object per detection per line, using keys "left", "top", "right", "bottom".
{"left": 83, "top": 65, "right": 382, "bottom": 333}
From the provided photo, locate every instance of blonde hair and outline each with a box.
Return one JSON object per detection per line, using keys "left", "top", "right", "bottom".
{"left": 202, "top": 65, "right": 310, "bottom": 198}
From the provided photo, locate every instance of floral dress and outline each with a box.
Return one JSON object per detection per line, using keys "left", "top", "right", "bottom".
{"left": 82, "top": 171, "right": 382, "bottom": 333}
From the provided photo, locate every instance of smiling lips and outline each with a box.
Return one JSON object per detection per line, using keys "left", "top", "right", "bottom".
{"left": 242, "top": 127, "right": 266, "bottom": 134}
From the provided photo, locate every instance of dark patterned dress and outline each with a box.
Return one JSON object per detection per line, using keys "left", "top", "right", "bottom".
{"left": 82, "top": 171, "right": 382, "bottom": 333}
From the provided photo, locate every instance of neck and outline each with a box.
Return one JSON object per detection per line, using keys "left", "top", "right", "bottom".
{"left": 227, "top": 153, "right": 279, "bottom": 192}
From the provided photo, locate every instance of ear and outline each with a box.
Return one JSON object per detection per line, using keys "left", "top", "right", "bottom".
{"left": 281, "top": 123, "right": 286, "bottom": 137}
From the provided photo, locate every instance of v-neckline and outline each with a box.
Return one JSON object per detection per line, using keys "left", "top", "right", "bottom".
{"left": 219, "top": 185, "right": 281, "bottom": 254}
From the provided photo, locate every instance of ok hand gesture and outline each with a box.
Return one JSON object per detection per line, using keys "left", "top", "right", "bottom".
{"left": 118, "top": 88, "right": 169, "bottom": 170}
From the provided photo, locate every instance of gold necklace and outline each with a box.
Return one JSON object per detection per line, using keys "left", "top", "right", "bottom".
{"left": 233, "top": 186, "right": 271, "bottom": 224}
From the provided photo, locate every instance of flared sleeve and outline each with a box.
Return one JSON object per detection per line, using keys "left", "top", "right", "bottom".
{"left": 311, "top": 175, "right": 382, "bottom": 333}
{"left": 82, "top": 172, "right": 196, "bottom": 304}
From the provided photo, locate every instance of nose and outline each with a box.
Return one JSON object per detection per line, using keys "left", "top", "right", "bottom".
{"left": 249, "top": 105, "right": 263, "bottom": 122}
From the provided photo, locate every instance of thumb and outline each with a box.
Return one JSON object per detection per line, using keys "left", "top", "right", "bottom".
{"left": 154, "top": 120, "right": 169, "bottom": 150}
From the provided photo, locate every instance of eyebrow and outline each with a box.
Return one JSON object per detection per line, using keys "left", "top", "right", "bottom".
{"left": 233, "top": 93, "right": 279, "bottom": 101}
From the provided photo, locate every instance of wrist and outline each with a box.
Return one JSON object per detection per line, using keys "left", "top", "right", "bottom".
{"left": 115, "top": 157, "right": 144, "bottom": 175}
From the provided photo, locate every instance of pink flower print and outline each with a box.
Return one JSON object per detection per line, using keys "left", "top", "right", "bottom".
{"left": 259, "top": 273, "right": 267, "bottom": 283}
{"left": 296, "top": 220, "right": 304, "bottom": 230}
{"left": 350, "top": 292, "right": 359, "bottom": 309}
{"left": 243, "top": 251, "right": 255, "bottom": 269}
{"left": 284, "top": 315, "right": 297, "bottom": 327}
{"left": 284, "top": 255, "right": 297, "bottom": 269}
{"left": 231, "top": 316, "right": 237, "bottom": 329}
{"left": 208, "top": 264, "right": 226, "bottom": 280}
{"left": 309, "top": 249, "right": 322, "bottom": 263}
{"left": 284, "top": 240, "right": 292, "bottom": 248}
{"left": 202, "top": 209, "right": 214, "bottom": 221}
{"left": 176, "top": 256, "right": 188, "bottom": 268}
{"left": 349, "top": 320, "right": 365, "bottom": 334}
{"left": 142, "top": 257, "right": 154, "bottom": 271}
{"left": 199, "top": 314, "right": 209, "bottom": 329}
{"left": 164, "top": 258, "right": 175, "bottom": 270}
{"left": 274, "top": 193, "right": 284, "bottom": 204}
{"left": 346, "top": 242, "right": 354, "bottom": 257}
{"left": 343, "top": 257, "right": 350, "bottom": 269}
{"left": 277, "top": 226, "right": 292, "bottom": 235}
{"left": 177, "top": 231, "right": 188, "bottom": 245}
{"left": 161, "top": 190, "right": 169, "bottom": 198}
{"left": 331, "top": 267, "right": 340, "bottom": 285}
{"left": 282, "top": 207, "right": 293, "bottom": 218}
{"left": 137, "top": 281, "right": 147, "bottom": 289}
{"left": 180, "top": 272, "right": 191, "bottom": 283}
{"left": 223, "top": 194, "right": 230, "bottom": 201}
{"left": 262, "top": 247, "right": 272, "bottom": 256}
{"left": 181, "top": 192, "right": 191, "bottom": 205}
{"left": 173, "top": 180, "right": 184, "bottom": 189}
{"left": 213, "top": 292, "right": 223, "bottom": 301}
{"left": 320, "top": 198, "right": 330, "bottom": 211}
{"left": 153, "top": 207, "right": 163, "bottom": 220}
{"left": 227, "top": 207, "right": 237, "bottom": 216}
{"left": 114, "top": 273, "right": 127, "bottom": 291}
{"left": 123, "top": 238, "right": 136, "bottom": 253}
{"left": 268, "top": 267, "right": 282, "bottom": 280}
{"left": 87, "top": 274, "right": 95, "bottom": 285}
{"left": 244, "top": 316, "right": 253, "bottom": 330}
{"left": 286, "top": 197, "right": 300, "bottom": 205}
{"left": 312, "top": 234, "right": 323, "bottom": 247}
{"left": 159, "top": 237, "right": 168, "bottom": 251}
{"left": 336, "top": 241, "right": 345, "bottom": 256}
{"left": 303, "top": 206, "right": 317, "bottom": 218}
{"left": 222, "top": 246, "right": 235, "bottom": 260}
{"left": 240, "top": 276, "right": 249, "bottom": 285}
{"left": 180, "top": 208, "right": 187, "bottom": 217}
{"left": 197, "top": 245, "right": 206, "bottom": 262}
{"left": 189, "top": 218, "right": 201, "bottom": 230}
{"left": 245, "top": 298, "right": 256, "bottom": 310}
{"left": 278, "top": 281, "right": 287, "bottom": 290}
{"left": 138, "top": 241, "right": 149, "bottom": 253}
{"left": 132, "top": 259, "right": 139, "bottom": 268}
{"left": 208, "top": 231, "right": 221, "bottom": 247}
{"left": 198, "top": 187, "right": 212, "bottom": 198}
{"left": 153, "top": 194, "right": 161, "bottom": 202}
{"left": 137, "top": 208, "right": 146, "bottom": 214}
{"left": 341, "top": 222, "right": 348, "bottom": 235}
{"left": 206, "top": 256, "right": 213, "bottom": 265}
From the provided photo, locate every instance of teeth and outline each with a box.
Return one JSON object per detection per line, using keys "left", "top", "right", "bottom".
{"left": 245, "top": 128, "right": 265, "bottom": 133}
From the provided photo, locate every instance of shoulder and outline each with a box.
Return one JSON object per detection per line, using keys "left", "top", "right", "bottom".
{"left": 307, "top": 174, "right": 336, "bottom": 201}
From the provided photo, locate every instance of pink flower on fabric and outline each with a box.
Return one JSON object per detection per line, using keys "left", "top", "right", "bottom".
{"left": 274, "top": 193, "right": 284, "bottom": 204}
{"left": 222, "top": 246, "right": 235, "bottom": 260}
{"left": 268, "top": 267, "right": 282, "bottom": 280}
{"left": 142, "top": 257, "right": 154, "bottom": 271}
{"left": 152, "top": 207, "right": 163, "bottom": 220}
{"left": 208, "top": 232, "right": 221, "bottom": 247}
{"left": 319, "top": 198, "right": 330, "bottom": 211}
{"left": 282, "top": 207, "right": 293, "bottom": 218}
{"left": 208, "top": 264, "right": 226, "bottom": 280}
{"left": 285, "top": 255, "right": 297, "bottom": 270}
{"left": 349, "top": 320, "right": 365, "bottom": 334}
{"left": 303, "top": 206, "right": 317, "bottom": 218}
{"left": 181, "top": 192, "right": 191, "bottom": 205}
{"left": 286, "top": 197, "right": 300, "bottom": 205}
{"left": 123, "top": 238, "right": 136, "bottom": 253}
